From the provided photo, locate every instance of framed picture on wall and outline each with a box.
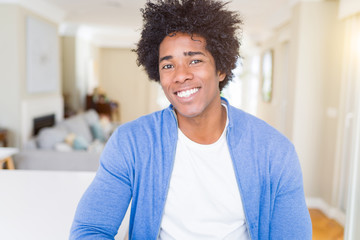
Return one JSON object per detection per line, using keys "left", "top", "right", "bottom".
{"left": 261, "top": 49, "right": 274, "bottom": 102}
{"left": 26, "top": 16, "right": 59, "bottom": 94}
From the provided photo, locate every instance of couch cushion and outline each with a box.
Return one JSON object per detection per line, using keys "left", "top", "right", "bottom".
{"left": 83, "top": 109, "right": 100, "bottom": 126}
{"left": 37, "top": 127, "right": 68, "bottom": 150}
{"left": 72, "top": 136, "right": 89, "bottom": 150}
{"left": 58, "top": 115, "right": 93, "bottom": 144}
{"left": 90, "top": 122, "right": 106, "bottom": 143}
{"left": 54, "top": 142, "right": 73, "bottom": 152}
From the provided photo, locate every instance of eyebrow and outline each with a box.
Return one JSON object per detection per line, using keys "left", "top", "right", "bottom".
{"left": 159, "top": 51, "right": 205, "bottom": 63}
{"left": 159, "top": 55, "right": 173, "bottom": 63}
{"left": 185, "top": 51, "right": 205, "bottom": 57}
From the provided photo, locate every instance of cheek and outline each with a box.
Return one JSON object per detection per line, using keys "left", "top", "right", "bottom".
{"left": 160, "top": 79, "right": 171, "bottom": 96}
{"left": 160, "top": 73, "right": 173, "bottom": 88}
{"left": 159, "top": 81, "right": 166, "bottom": 92}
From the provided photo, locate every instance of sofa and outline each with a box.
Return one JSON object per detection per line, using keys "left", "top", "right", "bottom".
{"left": 14, "top": 109, "right": 117, "bottom": 171}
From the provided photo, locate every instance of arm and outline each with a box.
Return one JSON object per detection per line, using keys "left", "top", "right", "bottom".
{"left": 70, "top": 128, "right": 133, "bottom": 239}
{"left": 269, "top": 146, "right": 312, "bottom": 239}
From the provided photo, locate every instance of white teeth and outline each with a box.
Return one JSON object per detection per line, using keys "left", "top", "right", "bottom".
{"left": 177, "top": 88, "right": 199, "bottom": 98}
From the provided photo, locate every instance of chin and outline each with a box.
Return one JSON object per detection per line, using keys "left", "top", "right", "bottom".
{"left": 175, "top": 108, "right": 202, "bottom": 119}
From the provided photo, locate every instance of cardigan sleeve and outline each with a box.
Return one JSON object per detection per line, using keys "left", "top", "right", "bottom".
{"left": 70, "top": 128, "right": 133, "bottom": 239}
{"left": 269, "top": 145, "right": 312, "bottom": 239}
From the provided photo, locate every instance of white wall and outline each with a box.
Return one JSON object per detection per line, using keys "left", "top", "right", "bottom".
{"left": 75, "top": 36, "right": 95, "bottom": 110}
{"left": 292, "top": 1, "right": 344, "bottom": 201}
{"left": 61, "top": 36, "right": 77, "bottom": 112}
{"left": 0, "top": 4, "right": 63, "bottom": 148}
{"left": 257, "top": 23, "right": 294, "bottom": 138}
{"left": 339, "top": 0, "right": 360, "bottom": 19}
{"left": 0, "top": 4, "right": 21, "bottom": 147}
{"left": 256, "top": 1, "right": 345, "bottom": 206}
{"left": 98, "top": 48, "right": 160, "bottom": 123}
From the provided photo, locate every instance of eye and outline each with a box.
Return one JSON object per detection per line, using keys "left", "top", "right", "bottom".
{"left": 190, "top": 59, "right": 202, "bottom": 65}
{"left": 162, "top": 64, "right": 173, "bottom": 69}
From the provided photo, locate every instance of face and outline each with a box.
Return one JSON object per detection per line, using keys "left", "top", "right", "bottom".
{"left": 158, "top": 32, "right": 225, "bottom": 120}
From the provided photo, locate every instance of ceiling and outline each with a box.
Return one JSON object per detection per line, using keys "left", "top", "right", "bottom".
{"left": 30, "top": 0, "right": 296, "bottom": 46}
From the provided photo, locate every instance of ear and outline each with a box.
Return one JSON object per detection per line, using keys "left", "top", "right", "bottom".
{"left": 217, "top": 71, "right": 226, "bottom": 82}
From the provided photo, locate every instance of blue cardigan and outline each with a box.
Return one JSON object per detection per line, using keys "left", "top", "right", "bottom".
{"left": 70, "top": 99, "right": 312, "bottom": 239}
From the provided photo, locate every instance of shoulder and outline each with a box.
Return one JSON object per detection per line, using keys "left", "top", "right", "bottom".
{"left": 227, "top": 106, "right": 301, "bottom": 185}
{"left": 100, "top": 108, "right": 175, "bottom": 165}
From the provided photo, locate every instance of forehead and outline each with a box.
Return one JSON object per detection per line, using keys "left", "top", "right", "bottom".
{"left": 159, "top": 32, "right": 208, "bottom": 55}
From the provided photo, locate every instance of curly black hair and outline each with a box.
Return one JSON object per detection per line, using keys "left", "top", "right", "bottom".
{"left": 134, "top": 0, "right": 242, "bottom": 90}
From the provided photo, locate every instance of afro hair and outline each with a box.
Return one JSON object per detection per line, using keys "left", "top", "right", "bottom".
{"left": 134, "top": 0, "right": 242, "bottom": 90}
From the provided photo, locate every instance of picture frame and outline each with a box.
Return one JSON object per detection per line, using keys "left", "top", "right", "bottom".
{"left": 261, "top": 49, "right": 274, "bottom": 102}
{"left": 26, "top": 16, "right": 59, "bottom": 94}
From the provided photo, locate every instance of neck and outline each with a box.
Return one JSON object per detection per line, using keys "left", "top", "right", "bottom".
{"left": 177, "top": 102, "right": 227, "bottom": 145}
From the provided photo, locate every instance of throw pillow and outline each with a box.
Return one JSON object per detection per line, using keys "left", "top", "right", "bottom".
{"left": 90, "top": 123, "right": 106, "bottom": 143}
{"left": 54, "top": 142, "right": 73, "bottom": 152}
{"left": 65, "top": 133, "right": 76, "bottom": 146}
{"left": 72, "top": 136, "right": 89, "bottom": 150}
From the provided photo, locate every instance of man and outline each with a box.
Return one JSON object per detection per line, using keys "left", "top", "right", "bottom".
{"left": 70, "top": 0, "right": 312, "bottom": 239}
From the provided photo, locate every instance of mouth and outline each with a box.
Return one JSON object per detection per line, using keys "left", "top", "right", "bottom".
{"left": 175, "top": 87, "right": 200, "bottom": 98}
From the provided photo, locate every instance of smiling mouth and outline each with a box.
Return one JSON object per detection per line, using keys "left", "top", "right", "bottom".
{"left": 176, "top": 88, "right": 199, "bottom": 98}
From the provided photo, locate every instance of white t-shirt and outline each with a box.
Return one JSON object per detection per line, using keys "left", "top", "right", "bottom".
{"left": 158, "top": 108, "right": 249, "bottom": 240}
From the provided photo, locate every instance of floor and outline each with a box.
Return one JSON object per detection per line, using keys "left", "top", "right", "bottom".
{"left": 309, "top": 208, "right": 344, "bottom": 240}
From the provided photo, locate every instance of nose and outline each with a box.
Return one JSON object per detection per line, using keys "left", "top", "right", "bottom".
{"left": 174, "top": 64, "right": 193, "bottom": 83}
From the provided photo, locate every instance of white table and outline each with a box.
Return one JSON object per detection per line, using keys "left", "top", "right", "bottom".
{"left": 0, "top": 147, "right": 18, "bottom": 169}
{"left": 0, "top": 170, "right": 130, "bottom": 240}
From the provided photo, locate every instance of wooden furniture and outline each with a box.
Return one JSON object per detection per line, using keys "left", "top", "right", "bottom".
{"left": 0, "top": 128, "right": 8, "bottom": 147}
{"left": 86, "top": 95, "right": 120, "bottom": 121}
{"left": 0, "top": 147, "right": 18, "bottom": 170}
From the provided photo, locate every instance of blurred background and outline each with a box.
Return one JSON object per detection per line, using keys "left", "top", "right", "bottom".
{"left": 0, "top": 0, "right": 359, "bottom": 239}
